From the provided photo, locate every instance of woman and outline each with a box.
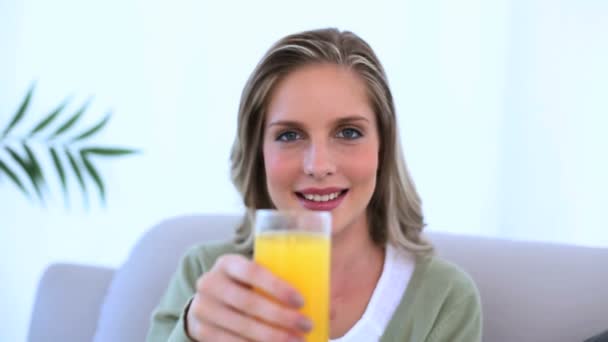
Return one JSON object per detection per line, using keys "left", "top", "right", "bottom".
{"left": 147, "top": 28, "right": 481, "bottom": 342}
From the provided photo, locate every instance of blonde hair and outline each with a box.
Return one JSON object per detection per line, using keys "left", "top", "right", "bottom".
{"left": 230, "top": 28, "right": 433, "bottom": 256}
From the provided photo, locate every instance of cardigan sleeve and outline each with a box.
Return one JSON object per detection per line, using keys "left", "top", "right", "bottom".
{"left": 146, "top": 246, "right": 205, "bottom": 342}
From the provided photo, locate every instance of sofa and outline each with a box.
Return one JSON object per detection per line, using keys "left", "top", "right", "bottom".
{"left": 27, "top": 214, "right": 608, "bottom": 341}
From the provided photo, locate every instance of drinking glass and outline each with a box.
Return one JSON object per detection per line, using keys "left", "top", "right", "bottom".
{"left": 254, "top": 209, "right": 331, "bottom": 342}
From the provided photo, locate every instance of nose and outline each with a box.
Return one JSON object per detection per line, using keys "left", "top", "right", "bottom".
{"left": 303, "top": 139, "right": 336, "bottom": 179}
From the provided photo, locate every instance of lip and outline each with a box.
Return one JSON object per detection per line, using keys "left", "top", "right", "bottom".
{"left": 294, "top": 189, "right": 348, "bottom": 211}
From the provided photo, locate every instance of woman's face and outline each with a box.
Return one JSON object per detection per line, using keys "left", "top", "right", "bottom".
{"left": 263, "top": 63, "right": 380, "bottom": 236}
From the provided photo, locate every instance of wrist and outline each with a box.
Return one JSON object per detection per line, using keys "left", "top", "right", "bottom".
{"left": 183, "top": 297, "right": 198, "bottom": 342}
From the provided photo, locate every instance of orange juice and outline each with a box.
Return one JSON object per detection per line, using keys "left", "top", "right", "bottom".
{"left": 254, "top": 231, "right": 330, "bottom": 342}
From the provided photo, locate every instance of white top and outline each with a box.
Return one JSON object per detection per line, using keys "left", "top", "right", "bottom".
{"left": 329, "top": 243, "right": 415, "bottom": 342}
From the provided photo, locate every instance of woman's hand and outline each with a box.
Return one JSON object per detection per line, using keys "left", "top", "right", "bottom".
{"left": 185, "top": 254, "right": 313, "bottom": 342}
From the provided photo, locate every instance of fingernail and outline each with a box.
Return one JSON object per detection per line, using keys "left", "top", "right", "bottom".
{"left": 289, "top": 293, "right": 305, "bottom": 308}
{"left": 297, "top": 317, "right": 313, "bottom": 332}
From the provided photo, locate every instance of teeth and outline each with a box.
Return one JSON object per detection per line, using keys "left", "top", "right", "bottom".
{"left": 303, "top": 191, "right": 342, "bottom": 202}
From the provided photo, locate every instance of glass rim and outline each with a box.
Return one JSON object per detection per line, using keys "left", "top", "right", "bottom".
{"left": 255, "top": 209, "right": 331, "bottom": 219}
{"left": 254, "top": 209, "right": 331, "bottom": 234}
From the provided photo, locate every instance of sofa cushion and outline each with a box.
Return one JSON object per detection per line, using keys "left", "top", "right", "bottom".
{"left": 92, "top": 215, "right": 239, "bottom": 342}
{"left": 432, "top": 233, "right": 608, "bottom": 342}
{"left": 28, "top": 264, "right": 114, "bottom": 342}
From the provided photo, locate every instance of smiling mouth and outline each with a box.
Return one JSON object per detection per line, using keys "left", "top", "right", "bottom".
{"left": 295, "top": 189, "right": 349, "bottom": 202}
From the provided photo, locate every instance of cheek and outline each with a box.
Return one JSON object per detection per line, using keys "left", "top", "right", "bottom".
{"left": 342, "top": 144, "right": 378, "bottom": 189}
{"left": 263, "top": 145, "right": 299, "bottom": 201}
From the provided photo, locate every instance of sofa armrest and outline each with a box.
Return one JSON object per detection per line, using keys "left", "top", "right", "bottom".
{"left": 27, "top": 263, "right": 115, "bottom": 342}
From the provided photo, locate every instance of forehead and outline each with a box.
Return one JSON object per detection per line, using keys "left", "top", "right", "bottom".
{"left": 265, "top": 63, "right": 375, "bottom": 125}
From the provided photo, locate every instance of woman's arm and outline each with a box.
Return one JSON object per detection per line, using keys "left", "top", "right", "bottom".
{"left": 147, "top": 246, "right": 203, "bottom": 342}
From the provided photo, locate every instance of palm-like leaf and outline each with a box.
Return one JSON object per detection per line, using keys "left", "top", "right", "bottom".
{"left": 5, "top": 145, "right": 44, "bottom": 202}
{"left": 2, "top": 84, "right": 34, "bottom": 137}
{"left": 71, "top": 112, "right": 111, "bottom": 141}
{"left": 65, "top": 148, "right": 88, "bottom": 208}
{"left": 81, "top": 151, "right": 105, "bottom": 204}
{"left": 29, "top": 97, "right": 70, "bottom": 136}
{"left": 23, "top": 144, "right": 46, "bottom": 191}
{"left": 51, "top": 99, "right": 90, "bottom": 137}
{"left": 0, "top": 159, "right": 30, "bottom": 197}
{"left": 50, "top": 147, "right": 67, "bottom": 196}
{"left": 0, "top": 85, "right": 139, "bottom": 209}
{"left": 81, "top": 147, "right": 139, "bottom": 156}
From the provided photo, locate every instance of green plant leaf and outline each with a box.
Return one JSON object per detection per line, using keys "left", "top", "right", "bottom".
{"left": 81, "top": 151, "right": 105, "bottom": 204}
{"left": 23, "top": 144, "right": 46, "bottom": 191}
{"left": 65, "top": 148, "right": 88, "bottom": 207}
{"left": 81, "top": 147, "right": 140, "bottom": 156}
{"left": 5, "top": 145, "right": 44, "bottom": 202}
{"left": 50, "top": 147, "right": 67, "bottom": 196}
{"left": 0, "top": 159, "right": 30, "bottom": 198}
{"left": 2, "top": 84, "right": 34, "bottom": 137}
{"left": 51, "top": 98, "right": 90, "bottom": 137}
{"left": 71, "top": 112, "right": 111, "bottom": 141}
{"left": 29, "top": 97, "right": 70, "bottom": 136}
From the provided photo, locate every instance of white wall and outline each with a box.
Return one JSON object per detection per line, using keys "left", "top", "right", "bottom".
{"left": 1, "top": 0, "right": 606, "bottom": 341}
{"left": 499, "top": 0, "right": 608, "bottom": 245}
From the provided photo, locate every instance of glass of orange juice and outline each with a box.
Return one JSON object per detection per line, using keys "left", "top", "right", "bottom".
{"left": 254, "top": 209, "right": 331, "bottom": 342}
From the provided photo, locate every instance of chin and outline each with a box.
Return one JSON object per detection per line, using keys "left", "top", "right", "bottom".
{"left": 329, "top": 216, "right": 349, "bottom": 237}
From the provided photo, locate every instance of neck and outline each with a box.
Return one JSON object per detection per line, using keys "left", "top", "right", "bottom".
{"left": 328, "top": 215, "right": 385, "bottom": 326}
{"left": 330, "top": 216, "right": 383, "bottom": 279}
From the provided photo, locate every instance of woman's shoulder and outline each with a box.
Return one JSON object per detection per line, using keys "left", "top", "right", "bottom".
{"left": 416, "top": 254, "right": 478, "bottom": 296}
{"left": 181, "top": 240, "right": 249, "bottom": 272}
{"left": 426, "top": 255, "right": 475, "bottom": 290}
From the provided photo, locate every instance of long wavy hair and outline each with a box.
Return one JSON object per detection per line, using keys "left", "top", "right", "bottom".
{"left": 230, "top": 28, "right": 433, "bottom": 256}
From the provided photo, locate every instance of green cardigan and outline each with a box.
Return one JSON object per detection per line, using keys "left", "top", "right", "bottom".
{"left": 147, "top": 242, "right": 482, "bottom": 342}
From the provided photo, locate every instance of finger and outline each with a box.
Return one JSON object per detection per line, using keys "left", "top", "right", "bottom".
{"left": 215, "top": 255, "right": 304, "bottom": 308}
{"left": 195, "top": 295, "right": 304, "bottom": 342}
{"left": 203, "top": 276, "right": 312, "bottom": 333}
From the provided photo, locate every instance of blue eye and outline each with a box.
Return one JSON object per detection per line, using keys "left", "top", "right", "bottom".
{"left": 276, "top": 131, "right": 301, "bottom": 142}
{"left": 337, "top": 128, "right": 362, "bottom": 140}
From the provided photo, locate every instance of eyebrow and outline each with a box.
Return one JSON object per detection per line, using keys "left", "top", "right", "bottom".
{"left": 267, "top": 115, "right": 370, "bottom": 128}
